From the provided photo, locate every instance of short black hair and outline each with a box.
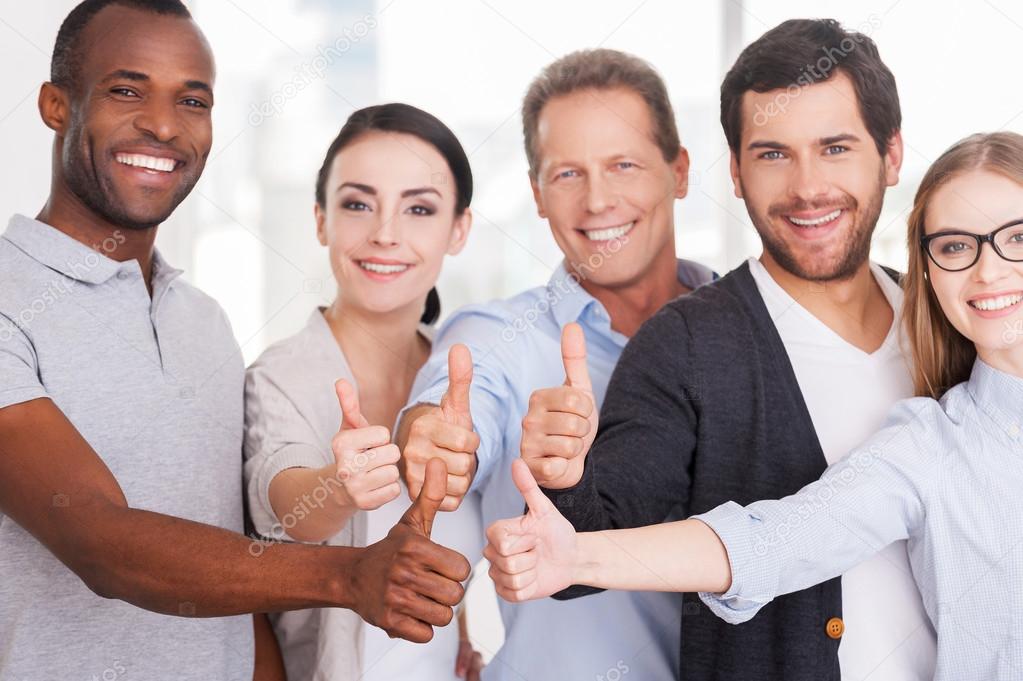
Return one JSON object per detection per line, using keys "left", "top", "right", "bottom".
{"left": 51, "top": 0, "right": 192, "bottom": 90}
{"left": 721, "top": 18, "right": 901, "bottom": 158}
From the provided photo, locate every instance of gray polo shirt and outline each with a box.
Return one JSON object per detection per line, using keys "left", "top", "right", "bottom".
{"left": 0, "top": 214, "right": 252, "bottom": 680}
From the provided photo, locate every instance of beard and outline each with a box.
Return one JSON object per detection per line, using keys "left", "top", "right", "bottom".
{"left": 744, "top": 167, "right": 887, "bottom": 283}
{"left": 62, "top": 124, "right": 201, "bottom": 232}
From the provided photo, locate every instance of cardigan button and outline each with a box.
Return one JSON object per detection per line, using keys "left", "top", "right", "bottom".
{"left": 826, "top": 617, "right": 844, "bottom": 640}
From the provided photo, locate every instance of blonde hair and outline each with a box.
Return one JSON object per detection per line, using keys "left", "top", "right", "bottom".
{"left": 904, "top": 131, "right": 1023, "bottom": 398}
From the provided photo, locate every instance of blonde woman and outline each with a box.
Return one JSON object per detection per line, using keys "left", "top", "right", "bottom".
{"left": 487, "top": 132, "right": 1023, "bottom": 680}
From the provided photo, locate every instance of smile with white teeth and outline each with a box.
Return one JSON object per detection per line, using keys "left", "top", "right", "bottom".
{"left": 583, "top": 221, "right": 635, "bottom": 242}
{"left": 115, "top": 153, "right": 177, "bottom": 173}
{"left": 787, "top": 209, "right": 842, "bottom": 227}
{"left": 359, "top": 261, "right": 410, "bottom": 274}
{"left": 968, "top": 293, "right": 1023, "bottom": 312}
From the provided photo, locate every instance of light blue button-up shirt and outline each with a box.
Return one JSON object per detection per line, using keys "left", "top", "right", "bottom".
{"left": 408, "top": 259, "right": 715, "bottom": 681}
{"left": 697, "top": 358, "right": 1023, "bottom": 680}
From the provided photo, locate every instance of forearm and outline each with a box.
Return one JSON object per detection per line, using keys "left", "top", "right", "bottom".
{"left": 56, "top": 499, "right": 361, "bottom": 617}
{"left": 267, "top": 465, "right": 355, "bottom": 543}
{"left": 572, "top": 519, "right": 731, "bottom": 594}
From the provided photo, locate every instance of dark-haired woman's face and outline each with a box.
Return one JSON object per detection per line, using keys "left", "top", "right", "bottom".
{"left": 316, "top": 131, "right": 471, "bottom": 318}
{"left": 925, "top": 170, "right": 1023, "bottom": 372}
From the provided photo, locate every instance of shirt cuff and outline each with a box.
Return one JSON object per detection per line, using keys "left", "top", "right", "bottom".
{"left": 693, "top": 501, "right": 772, "bottom": 624}
{"left": 251, "top": 443, "right": 331, "bottom": 542}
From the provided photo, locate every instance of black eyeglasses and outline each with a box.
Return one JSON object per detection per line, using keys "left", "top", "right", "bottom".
{"left": 920, "top": 218, "right": 1023, "bottom": 272}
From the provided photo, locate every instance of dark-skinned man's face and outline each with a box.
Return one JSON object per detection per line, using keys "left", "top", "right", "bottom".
{"left": 59, "top": 5, "right": 215, "bottom": 230}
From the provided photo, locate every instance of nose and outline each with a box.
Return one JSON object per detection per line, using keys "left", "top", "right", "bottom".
{"left": 584, "top": 172, "right": 618, "bottom": 214}
{"left": 788, "top": 156, "right": 831, "bottom": 205}
{"left": 133, "top": 95, "right": 182, "bottom": 143}
{"left": 972, "top": 239, "right": 1011, "bottom": 284}
{"left": 370, "top": 213, "right": 400, "bottom": 248}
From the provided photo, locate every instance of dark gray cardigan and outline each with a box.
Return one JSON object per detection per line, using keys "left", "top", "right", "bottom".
{"left": 544, "top": 261, "right": 862, "bottom": 681}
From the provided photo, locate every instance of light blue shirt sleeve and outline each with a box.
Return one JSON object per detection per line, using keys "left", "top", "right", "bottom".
{"left": 405, "top": 307, "right": 518, "bottom": 493}
{"left": 695, "top": 398, "right": 938, "bottom": 624}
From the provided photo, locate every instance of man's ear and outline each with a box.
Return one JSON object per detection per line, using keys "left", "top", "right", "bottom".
{"left": 529, "top": 171, "right": 546, "bottom": 219}
{"left": 447, "top": 208, "right": 472, "bottom": 256}
{"left": 883, "top": 130, "right": 904, "bottom": 188}
{"left": 314, "top": 203, "right": 328, "bottom": 246}
{"left": 38, "top": 82, "right": 70, "bottom": 135}
{"left": 671, "top": 146, "right": 690, "bottom": 199}
{"left": 729, "top": 152, "right": 744, "bottom": 199}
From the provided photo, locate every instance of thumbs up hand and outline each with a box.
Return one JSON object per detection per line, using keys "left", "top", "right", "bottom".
{"left": 520, "top": 323, "right": 597, "bottom": 489}
{"left": 351, "top": 458, "right": 472, "bottom": 643}
{"left": 330, "top": 379, "right": 402, "bottom": 511}
{"left": 484, "top": 459, "right": 578, "bottom": 602}
{"left": 402, "top": 345, "right": 480, "bottom": 512}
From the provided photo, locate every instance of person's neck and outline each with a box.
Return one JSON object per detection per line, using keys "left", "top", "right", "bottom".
{"left": 578, "top": 248, "right": 685, "bottom": 338}
{"left": 977, "top": 346, "right": 1023, "bottom": 381}
{"left": 37, "top": 179, "right": 159, "bottom": 290}
{"left": 323, "top": 296, "right": 427, "bottom": 419}
{"left": 759, "top": 252, "right": 893, "bottom": 354}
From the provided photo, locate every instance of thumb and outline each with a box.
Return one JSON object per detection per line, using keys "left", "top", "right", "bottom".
{"left": 336, "top": 379, "right": 370, "bottom": 430}
{"left": 403, "top": 457, "right": 447, "bottom": 537}
{"left": 441, "top": 344, "right": 473, "bottom": 422}
{"left": 512, "top": 458, "right": 555, "bottom": 516}
{"left": 561, "top": 323, "right": 592, "bottom": 392}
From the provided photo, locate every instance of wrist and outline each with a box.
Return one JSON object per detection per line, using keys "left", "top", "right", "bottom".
{"left": 571, "top": 531, "right": 598, "bottom": 588}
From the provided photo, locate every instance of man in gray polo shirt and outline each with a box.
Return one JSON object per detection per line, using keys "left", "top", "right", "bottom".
{"left": 0, "top": 2, "right": 470, "bottom": 680}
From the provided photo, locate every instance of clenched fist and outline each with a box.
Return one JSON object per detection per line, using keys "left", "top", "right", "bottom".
{"left": 351, "top": 458, "right": 472, "bottom": 642}
{"left": 332, "top": 379, "right": 401, "bottom": 511}
{"left": 401, "top": 344, "right": 479, "bottom": 511}
{"left": 520, "top": 323, "right": 597, "bottom": 489}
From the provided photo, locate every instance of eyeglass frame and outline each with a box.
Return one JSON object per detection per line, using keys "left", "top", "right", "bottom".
{"left": 919, "top": 218, "right": 1023, "bottom": 272}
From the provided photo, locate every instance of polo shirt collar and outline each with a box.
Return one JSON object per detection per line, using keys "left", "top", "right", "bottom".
{"left": 4, "top": 214, "right": 181, "bottom": 287}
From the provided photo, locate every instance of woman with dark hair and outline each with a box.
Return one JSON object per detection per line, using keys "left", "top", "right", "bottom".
{"left": 243, "top": 103, "right": 483, "bottom": 680}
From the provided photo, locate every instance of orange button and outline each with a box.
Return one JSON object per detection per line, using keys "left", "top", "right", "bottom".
{"left": 826, "top": 617, "right": 844, "bottom": 640}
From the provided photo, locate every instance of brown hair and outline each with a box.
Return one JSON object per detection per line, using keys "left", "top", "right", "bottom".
{"left": 720, "top": 18, "right": 900, "bottom": 159}
{"left": 904, "top": 131, "right": 1023, "bottom": 398}
{"left": 521, "top": 48, "right": 680, "bottom": 176}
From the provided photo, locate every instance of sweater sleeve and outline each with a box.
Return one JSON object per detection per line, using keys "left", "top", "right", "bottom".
{"left": 545, "top": 305, "right": 700, "bottom": 599}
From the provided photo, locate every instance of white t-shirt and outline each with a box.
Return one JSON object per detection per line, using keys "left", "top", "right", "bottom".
{"left": 748, "top": 257, "right": 938, "bottom": 680}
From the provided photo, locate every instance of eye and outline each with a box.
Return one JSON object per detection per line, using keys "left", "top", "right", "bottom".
{"left": 939, "top": 239, "right": 974, "bottom": 255}
{"left": 614, "top": 161, "right": 636, "bottom": 170}
{"left": 110, "top": 87, "right": 139, "bottom": 98}
{"left": 759, "top": 150, "right": 784, "bottom": 161}
{"left": 824, "top": 145, "right": 848, "bottom": 155}
{"left": 342, "top": 200, "right": 370, "bottom": 212}
{"left": 555, "top": 169, "right": 579, "bottom": 180}
{"left": 181, "top": 97, "right": 209, "bottom": 109}
{"left": 407, "top": 204, "right": 435, "bottom": 216}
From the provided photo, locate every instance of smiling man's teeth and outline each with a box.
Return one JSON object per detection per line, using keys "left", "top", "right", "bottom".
{"left": 788, "top": 209, "right": 842, "bottom": 226}
{"left": 115, "top": 154, "right": 176, "bottom": 173}
{"left": 360, "top": 261, "right": 409, "bottom": 274}
{"left": 969, "top": 294, "right": 1023, "bottom": 312}
{"left": 584, "top": 222, "right": 635, "bottom": 242}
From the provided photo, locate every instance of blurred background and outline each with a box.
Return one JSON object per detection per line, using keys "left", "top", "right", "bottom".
{"left": 3, "top": 0, "right": 1022, "bottom": 662}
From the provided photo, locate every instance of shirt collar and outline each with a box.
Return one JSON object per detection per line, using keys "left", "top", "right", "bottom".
{"left": 4, "top": 214, "right": 181, "bottom": 287}
{"left": 546, "top": 257, "right": 716, "bottom": 330}
{"left": 968, "top": 359, "right": 1023, "bottom": 438}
